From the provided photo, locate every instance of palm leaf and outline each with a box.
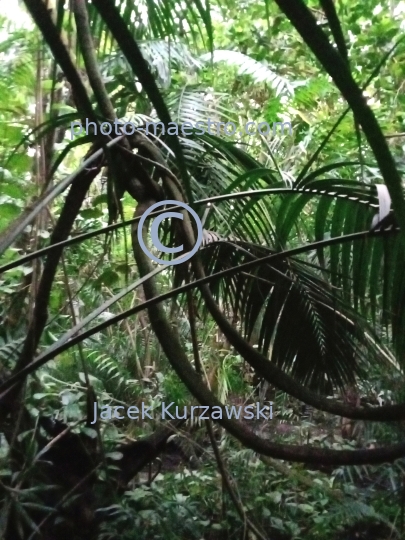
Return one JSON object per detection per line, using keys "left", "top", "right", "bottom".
{"left": 200, "top": 50, "right": 296, "bottom": 96}
{"left": 197, "top": 239, "right": 384, "bottom": 392}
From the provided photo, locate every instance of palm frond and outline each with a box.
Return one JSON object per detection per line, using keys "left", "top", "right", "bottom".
{"left": 101, "top": 41, "right": 201, "bottom": 88}
{"left": 200, "top": 50, "right": 296, "bottom": 96}
{"left": 87, "top": 0, "right": 213, "bottom": 53}
{"left": 198, "top": 239, "right": 385, "bottom": 392}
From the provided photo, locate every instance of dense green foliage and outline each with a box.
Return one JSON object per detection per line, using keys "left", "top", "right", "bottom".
{"left": 2, "top": 1, "right": 405, "bottom": 539}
